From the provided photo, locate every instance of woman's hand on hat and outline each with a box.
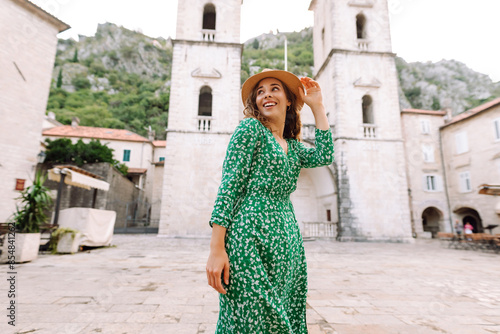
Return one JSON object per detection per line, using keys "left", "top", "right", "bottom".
{"left": 299, "top": 77, "right": 324, "bottom": 112}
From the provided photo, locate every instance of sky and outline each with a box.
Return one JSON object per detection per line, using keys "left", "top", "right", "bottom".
{"left": 31, "top": 0, "right": 500, "bottom": 82}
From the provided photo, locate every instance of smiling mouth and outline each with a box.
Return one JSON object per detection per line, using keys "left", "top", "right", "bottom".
{"left": 264, "top": 102, "right": 277, "bottom": 108}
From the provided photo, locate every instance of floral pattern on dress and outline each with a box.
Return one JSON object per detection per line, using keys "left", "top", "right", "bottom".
{"left": 210, "top": 117, "right": 334, "bottom": 333}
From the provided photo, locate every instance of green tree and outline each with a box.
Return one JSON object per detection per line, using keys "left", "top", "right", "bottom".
{"left": 71, "top": 75, "right": 91, "bottom": 90}
{"left": 56, "top": 68, "right": 63, "bottom": 88}
{"left": 44, "top": 138, "right": 128, "bottom": 175}
{"left": 252, "top": 38, "right": 259, "bottom": 50}
{"left": 72, "top": 48, "right": 79, "bottom": 63}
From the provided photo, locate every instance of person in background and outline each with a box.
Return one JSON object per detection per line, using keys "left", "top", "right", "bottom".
{"left": 454, "top": 220, "right": 463, "bottom": 237}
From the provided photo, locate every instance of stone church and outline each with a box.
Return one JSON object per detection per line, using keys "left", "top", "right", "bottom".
{"left": 159, "top": 0, "right": 414, "bottom": 242}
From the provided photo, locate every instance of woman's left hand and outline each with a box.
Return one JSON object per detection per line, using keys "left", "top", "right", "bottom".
{"left": 299, "top": 77, "right": 324, "bottom": 111}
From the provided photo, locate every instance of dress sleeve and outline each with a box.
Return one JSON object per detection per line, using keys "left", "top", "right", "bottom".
{"left": 293, "top": 128, "right": 334, "bottom": 168}
{"left": 210, "top": 118, "right": 261, "bottom": 228}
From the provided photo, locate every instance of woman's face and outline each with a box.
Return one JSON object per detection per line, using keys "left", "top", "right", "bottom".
{"left": 255, "top": 78, "right": 291, "bottom": 121}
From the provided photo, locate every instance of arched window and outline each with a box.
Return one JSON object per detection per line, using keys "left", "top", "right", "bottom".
{"left": 198, "top": 86, "right": 212, "bottom": 116}
{"left": 356, "top": 14, "right": 366, "bottom": 39}
{"left": 202, "top": 4, "right": 216, "bottom": 30}
{"left": 362, "top": 95, "right": 374, "bottom": 124}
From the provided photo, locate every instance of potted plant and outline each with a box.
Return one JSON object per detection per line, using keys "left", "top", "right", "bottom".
{"left": 0, "top": 172, "right": 52, "bottom": 263}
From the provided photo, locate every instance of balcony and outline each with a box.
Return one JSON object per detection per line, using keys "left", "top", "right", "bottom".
{"left": 201, "top": 29, "right": 215, "bottom": 42}
{"left": 302, "top": 124, "right": 335, "bottom": 143}
{"left": 357, "top": 39, "right": 369, "bottom": 51}
{"left": 362, "top": 123, "right": 377, "bottom": 138}
{"left": 196, "top": 116, "right": 212, "bottom": 132}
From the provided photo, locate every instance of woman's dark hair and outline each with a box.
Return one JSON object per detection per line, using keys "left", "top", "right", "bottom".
{"left": 243, "top": 78, "right": 302, "bottom": 141}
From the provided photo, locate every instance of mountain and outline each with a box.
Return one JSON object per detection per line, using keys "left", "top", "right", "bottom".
{"left": 46, "top": 23, "right": 499, "bottom": 139}
{"left": 48, "top": 23, "right": 173, "bottom": 139}
{"left": 396, "top": 58, "right": 500, "bottom": 114}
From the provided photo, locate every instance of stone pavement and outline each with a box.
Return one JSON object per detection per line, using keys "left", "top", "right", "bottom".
{"left": 1, "top": 235, "right": 499, "bottom": 334}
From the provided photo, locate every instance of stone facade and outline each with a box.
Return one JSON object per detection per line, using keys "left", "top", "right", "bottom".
{"left": 310, "top": 0, "right": 413, "bottom": 241}
{"left": 0, "top": 0, "right": 68, "bottom": 223}
{"left": 40, "top": 163, "right": 141, "bottom": 229}
{"left": 401, "top": 109, "right": 450, "bottom": 238}
{"left": 440, "top": 99, "right": 500, "bottom": 235}
{"left": 159, "top": 0, "right": 244, "bottom": 236}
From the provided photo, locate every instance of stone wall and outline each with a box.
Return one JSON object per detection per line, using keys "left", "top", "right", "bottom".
{"left": 0, "top": 0, "right": 62, "bottom": 222}
{"left": 42, "top": 163, "right": 145, "bottom": 229}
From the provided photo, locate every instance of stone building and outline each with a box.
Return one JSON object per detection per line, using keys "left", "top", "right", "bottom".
{"left": 440, "top": 98, "right": 500, "bottom": 235}
{"left": 158, "top": 0, "right": 499, "bottom": 240}
{"left": 400, "top": 99, "right": 500, "bottom": 237}
{"left": 308, "top": 0, "right": 413, "bottom": 241}
{"left": 159, "top": 0, "right": 244, "bottom": 235}
{"left": 42, "top": 121, "right": 166, "bottom": 223}
{"left": 401, "top": 109, "right": 449, "bottom": 237}
{"left": 0, "top": 0, "right": 69, "bottom": 223}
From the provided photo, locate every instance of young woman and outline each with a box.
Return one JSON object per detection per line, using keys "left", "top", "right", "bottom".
{"left": 206, "top": 69, "right": 334, "bottom": 333}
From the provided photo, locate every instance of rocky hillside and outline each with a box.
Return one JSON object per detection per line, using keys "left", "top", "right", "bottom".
{"left": 48, "top": 23, "right": 172, "bottom": 139}
{"left": 396, "top": 58, "right": 500, "bottom": 114}
{"left": 47, "top": 23, "right": 499, "bottom": 138}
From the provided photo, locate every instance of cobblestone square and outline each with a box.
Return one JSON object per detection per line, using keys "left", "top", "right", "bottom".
{"left": 1, "top": 235, "right": 499, "bottom": 334}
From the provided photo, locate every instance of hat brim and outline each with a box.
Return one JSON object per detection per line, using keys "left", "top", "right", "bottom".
{"left": 241, "top": 69, "right": 304, "bottom": 110}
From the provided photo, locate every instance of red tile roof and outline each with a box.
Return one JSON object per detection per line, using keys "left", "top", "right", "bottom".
{"left": 152, "top": 140, "right": 166, "bottom": 147}
{"left": 442, "top": 97, "right": 500, "bottom": 128}
{"left": 401, "top": 109, "right": 447, "bottom": 116}
{"left": 43, "top": 126, "right": 150, "bottom": 143}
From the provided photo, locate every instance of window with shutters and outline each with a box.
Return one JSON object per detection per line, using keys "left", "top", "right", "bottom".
{"left": 459, "top": 171, "right": 472, "bottom": 193}
{"left": 420, "top": 119, "right": 430, "bottom": 134}
{"left": 422, "top": 144, "right": 435, "bottom": 163}
{"left": 423, "top": 174, "right": 442, "bottom": 192}
{"left": 455, "top": 131, "right": 469, "bottom": 154}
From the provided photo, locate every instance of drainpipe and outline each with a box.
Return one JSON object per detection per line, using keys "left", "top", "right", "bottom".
{"left": 439, "top": 128, "right": 454, "bottom": 233}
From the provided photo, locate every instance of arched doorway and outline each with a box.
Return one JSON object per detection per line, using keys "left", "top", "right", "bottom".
{"left": 454, "top": 207, "right": 483, "bottom": 233}
{"left": 291, "top": 167, "right": 337, "bottom": 237}
{"left": 422, "top": 207, "right": 443, "bottom": 238}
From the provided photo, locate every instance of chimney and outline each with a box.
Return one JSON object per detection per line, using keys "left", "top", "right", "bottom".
{"left": 442, "top": 98, "right": 453, "bottom": 124}
{"left": 147, "top": 126, "right": 155, "bottom": 141}
{"left": 48, "top": 111, "right": 56, "bottom": 120}
{"left": 71, "top": 117, "right": 80, "bottom": 128}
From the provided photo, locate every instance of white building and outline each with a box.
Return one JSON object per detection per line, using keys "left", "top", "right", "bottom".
{"left": 159, "top": 0, "right": 244, "bottom": 235}
{"left": 309, "top": 0, "right": 413, "bottom": 241}
{"left": 42, "top": 122, "right": 166, "bottom": 220}
{"left": 0, "top": 0, "right": 69, "bottom": 223}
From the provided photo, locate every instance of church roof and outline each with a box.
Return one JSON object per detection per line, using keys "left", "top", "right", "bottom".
{"left": 43, "top": 125, "right": 150, "bottom": 143}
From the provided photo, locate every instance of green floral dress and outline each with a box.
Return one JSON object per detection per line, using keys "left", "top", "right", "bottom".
{"left": 210, "top": 117, "right": 334, "bottom": 333}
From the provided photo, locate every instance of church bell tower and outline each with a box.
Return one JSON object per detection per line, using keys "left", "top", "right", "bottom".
{"left": 159, "top": 0, "right": 243, "bottom": 236}
{"left": 309, "top": 0, "right": 413, "bottom": 241}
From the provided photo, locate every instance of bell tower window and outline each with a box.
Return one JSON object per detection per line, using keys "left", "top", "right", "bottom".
{"left": 202, "top": 4, "right": 216, "bottom": 30}
{"left": 356, "top": 13, "right": 366, "bottom": 39}
{"left": 362, "top": 95, "right": 376, "bottom": 138}
{"left": 198, "top": 86, "right": 212, "bottom": 116}
{"left": 362, "top": 95, "right": 374, "bottom": 124}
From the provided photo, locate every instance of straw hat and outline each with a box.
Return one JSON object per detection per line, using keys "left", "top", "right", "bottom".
{"left": 241, "top": 69, "right": 304, "bottom": 109}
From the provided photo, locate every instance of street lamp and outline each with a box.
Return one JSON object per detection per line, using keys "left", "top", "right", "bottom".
{"left": 37, "top": 151, "right": 46, "bottom": 164}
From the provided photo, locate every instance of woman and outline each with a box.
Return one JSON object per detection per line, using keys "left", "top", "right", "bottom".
{"left": 206, "top": 69, "right": 334, "bottom": 333}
